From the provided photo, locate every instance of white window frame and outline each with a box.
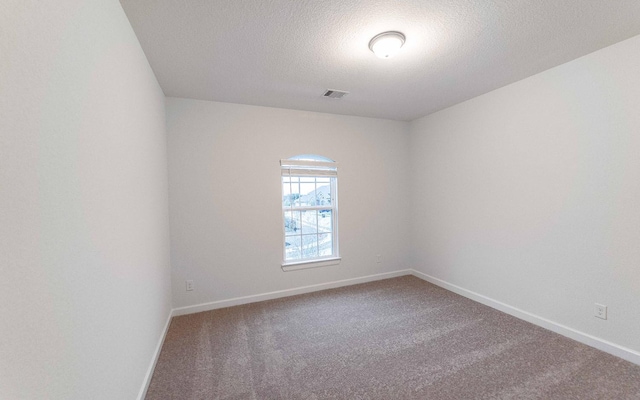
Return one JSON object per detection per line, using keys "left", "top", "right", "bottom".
{"left": 281, "top": 156, "right": 340, "bottom": 271}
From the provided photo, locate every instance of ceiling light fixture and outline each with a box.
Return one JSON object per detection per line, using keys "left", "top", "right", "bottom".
{"left": 368, "top": 31, "right": 406, "bottom": 59}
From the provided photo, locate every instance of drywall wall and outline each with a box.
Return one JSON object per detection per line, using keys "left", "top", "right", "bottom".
{"left": 167, "top": 98, "right": 410, "bottom": 308}
{"left": 0, "top": 1, "right": 171, "bottom": 399}
{"left": 409, "top": 35, "right": 640, "bottom": 353}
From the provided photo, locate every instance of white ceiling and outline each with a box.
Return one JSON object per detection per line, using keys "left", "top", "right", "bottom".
{"left": 120, "top": 0, "right": 640, "bottom": 121}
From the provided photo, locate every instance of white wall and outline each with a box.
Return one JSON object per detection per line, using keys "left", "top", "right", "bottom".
{"left": 410, "top": 35, "right": 640, "bottom": 353}
{"left": 0, "top": 1, "right": 171, "bottom": 399}
{"left": 167, "top": 98, "right": 410, "bottom": 308}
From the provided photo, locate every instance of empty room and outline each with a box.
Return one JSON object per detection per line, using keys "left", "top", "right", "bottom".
{"left": 2, "top": 0, "right": 640, "bottom": 399}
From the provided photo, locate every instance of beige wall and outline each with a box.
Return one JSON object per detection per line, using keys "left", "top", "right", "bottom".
{"left": 166, "top": 97, "right": 411, "bottom": 308}
{"left": 409, "top": 35, "right": 640, "bottom": 354}
{"left": 0, "top": 1, "right": 172, "bottom": 398}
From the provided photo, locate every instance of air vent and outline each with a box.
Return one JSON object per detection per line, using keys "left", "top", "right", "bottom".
{"left": 323, "top": 89, "right": 349, "bottom": 99}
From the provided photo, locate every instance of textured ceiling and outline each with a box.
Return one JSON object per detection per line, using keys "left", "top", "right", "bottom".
{"left": 119, "top": 0, "right": 640, "bottom": 121}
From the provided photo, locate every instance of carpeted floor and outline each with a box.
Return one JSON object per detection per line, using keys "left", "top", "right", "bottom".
{"left": 146, "top": 276, "right": 640, "bottom": 399}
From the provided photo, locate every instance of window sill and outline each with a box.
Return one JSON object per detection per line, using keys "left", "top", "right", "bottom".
{"left": 281, "top": 257, "right": 341, "bottom": 272}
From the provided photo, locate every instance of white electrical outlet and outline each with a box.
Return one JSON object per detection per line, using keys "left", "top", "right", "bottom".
{"left": 376, "top": 254, "right": 382, "bottom": 264}
{"left": 186, "top": 280, "right": 194, "bottom": 291}
{"left": 594, "top": 303, "right": 607, "bottom": 320}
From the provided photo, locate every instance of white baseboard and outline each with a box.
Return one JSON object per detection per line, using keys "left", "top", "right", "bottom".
{"left": 410, "top": 269, "right": 640, "bottom": 366}
{"left": 137, "top": 311, "right": 173, "bottom": 400}
{"left": 172, "top": 269, "right": 413, "bottom": 316}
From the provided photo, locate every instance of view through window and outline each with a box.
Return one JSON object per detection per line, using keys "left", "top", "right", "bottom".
{"left": 281, "top": 155, "right": 338, "bottom": 264}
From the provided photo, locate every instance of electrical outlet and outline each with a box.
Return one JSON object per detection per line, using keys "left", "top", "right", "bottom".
{"left": 186, "top": 280, "right": 194, "bottom": 291}
{"left": 376, "top": 254, "right": 382, "bottom": 264}
{"left": 594, "top": 303, "right": 607, "bottom": 320}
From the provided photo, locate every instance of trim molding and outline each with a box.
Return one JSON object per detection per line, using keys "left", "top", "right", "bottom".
{"left": 410, "top": 269, "right": 640, "bottom": 366}
{"left": 282, "top": 257, "right": 342, "bottom": 272}
{"left": 172, "top": 269, "right": 413, "bottom": 316}
{"left": 137, "top": 311, "right": 173, "bottom": 400}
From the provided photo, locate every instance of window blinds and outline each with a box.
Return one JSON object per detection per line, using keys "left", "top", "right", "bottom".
{"left": 280, "top": 159, "right": 338, "bottom": 177}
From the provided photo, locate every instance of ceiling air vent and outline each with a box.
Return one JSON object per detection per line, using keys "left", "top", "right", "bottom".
{"left": 323, "top": 89, "right": 349, "bottom": 99}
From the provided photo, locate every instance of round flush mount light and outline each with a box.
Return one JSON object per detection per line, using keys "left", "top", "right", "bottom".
{"left": 368, "top": 31, "right": 406, "bottom": 59}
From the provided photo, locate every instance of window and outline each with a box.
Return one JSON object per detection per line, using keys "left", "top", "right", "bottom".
{"left": 281, "top": 155, "right": 339, "bottom": 270}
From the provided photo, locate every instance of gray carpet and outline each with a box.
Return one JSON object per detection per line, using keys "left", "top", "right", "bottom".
{"left": 146, "top": 276, "right": 640, "bottom": 399}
